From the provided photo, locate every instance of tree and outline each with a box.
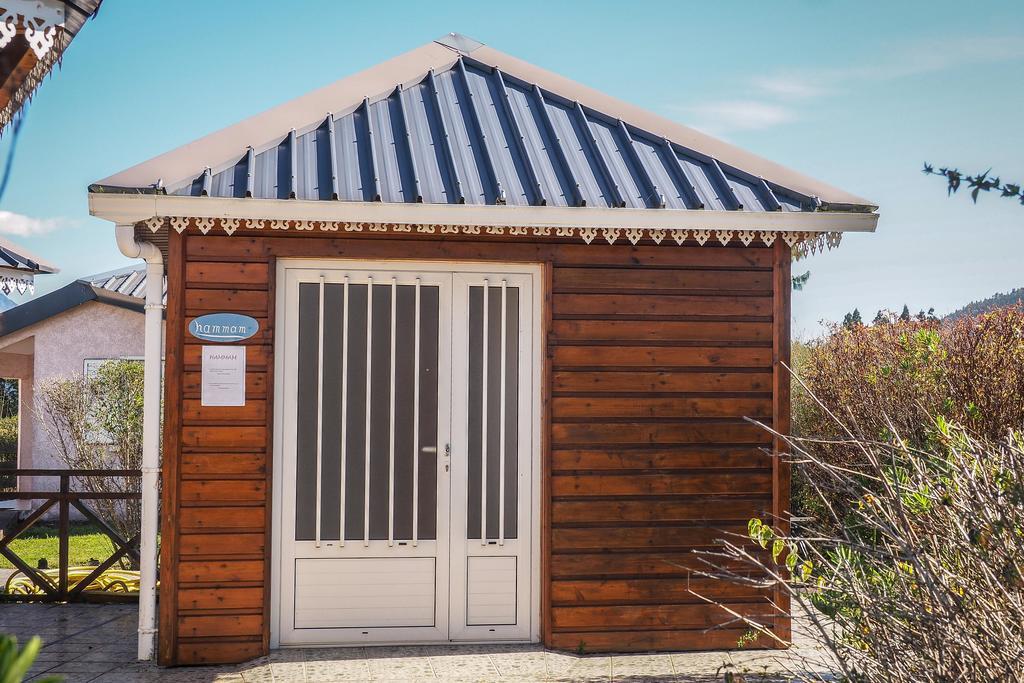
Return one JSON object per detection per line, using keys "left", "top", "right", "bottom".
{"left": 36, "top": 360, "right": 144, "bottom": 563}
{"left": 792, "top": 270, "right": 811, "bottom": 291}
{"left": 841, "top": 308, "right": 863, "bottom": 329}
{"left": 0, "top": 378, "right": 17, "bottom": 419}
{"left": 923, "top": 163, "right": 1022, "bottom": 206}
{"left": 900, "top": 304, "right": 912, "bottom": 322}
{"left": 873, "top": 309, "right": 889, "bottom": 325}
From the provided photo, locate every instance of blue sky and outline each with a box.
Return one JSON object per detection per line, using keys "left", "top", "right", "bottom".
{"left": 1, "top": 0, "right": 1021, "bottom": 335}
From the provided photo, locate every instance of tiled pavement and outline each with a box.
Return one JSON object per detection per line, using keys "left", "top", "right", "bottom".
{"left": 0, "top": 603, "right": 829, "bottom": 682}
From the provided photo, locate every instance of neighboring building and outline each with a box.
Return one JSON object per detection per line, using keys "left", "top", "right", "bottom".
{"left": 0, "top": 265, "right": 162, "bottom": 501}
{"left": 1, "top": 0, "right": 103, "bottom": 132}
{"left": 0, "top": 235, "right": 57, "bottom": 296}
{"left": 89, "top": 34, "right": 878, "bottom": 665}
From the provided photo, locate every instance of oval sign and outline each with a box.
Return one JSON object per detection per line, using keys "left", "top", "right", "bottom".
{"left": 189, "top": 313, "right": 259, "bottom": 343}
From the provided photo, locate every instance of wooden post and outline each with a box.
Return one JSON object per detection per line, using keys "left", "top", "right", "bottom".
{"left": 159, "top": 226, "right": 186, "bottom": 665}
{"left": 57, "top": 473, "right": 69, "bottom": 598}
{"left": 540, "top": 260, "right": 553, "bottom": 646}
{"left": 771, "top": 240, "right": 793, "bottom": 646}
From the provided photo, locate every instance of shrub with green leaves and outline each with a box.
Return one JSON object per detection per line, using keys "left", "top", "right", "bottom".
{"left": 791, "top": 305, "right": 1024, "bottom": 522}
{"left": 0, "top": 416, "right": 17, "bottom": 458}
{"left": 701, "top": 415, "right": 1024, "bottom": 681}
{"left": 0, "top": 635, "right": 61, "bottom": 683}
{"left": 36, "top": 359, "right": 144, "bottom": 565}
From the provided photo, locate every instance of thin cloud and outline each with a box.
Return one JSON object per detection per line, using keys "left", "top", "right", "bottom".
{"left": 680, "top": 100, "right": 797, "bottom": 136}
{"left": 754, "top": 33, "right": 1024, "bottom": 99}
{"left": 751, "top": 76, "right": 827, "bottom": 100}
{"left": 0, "top": 211, "right": 69, "bottom": 236}
{"left": 676, "top": 32, "right": 1024, "bottom": 135}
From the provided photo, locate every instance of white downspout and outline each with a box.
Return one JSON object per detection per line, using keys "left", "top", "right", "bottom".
{"left": 115, "top": 224, "right": 163, "bottom": 662}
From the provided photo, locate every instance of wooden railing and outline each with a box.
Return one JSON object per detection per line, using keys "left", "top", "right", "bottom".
{"left": 0, "top": 468, "right": 141, "bottom": 602}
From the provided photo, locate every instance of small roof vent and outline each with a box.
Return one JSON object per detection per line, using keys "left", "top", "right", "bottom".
{"left": 434, "top": 32, "right": 484, "bottom": 55}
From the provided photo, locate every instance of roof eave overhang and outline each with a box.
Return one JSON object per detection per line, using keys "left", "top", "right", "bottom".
{"left": 89, "top": 193, "right": 879, "bottom": 234}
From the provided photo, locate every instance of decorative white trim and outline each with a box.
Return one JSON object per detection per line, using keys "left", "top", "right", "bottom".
{"left": 0, "top": 1, "right": 66, "bottom": 59}
{"left": 90, "top": 193, "right": 879, "bottom": 235}
{"left": 0, "top": 272, "right": 34, "bottom": 296}
{"left": 132, "top": 215, "right": 847, "bottom": 256}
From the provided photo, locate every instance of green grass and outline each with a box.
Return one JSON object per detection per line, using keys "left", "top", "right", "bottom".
{"left": 0, "top": 522, "right": 116, "bottom": 570}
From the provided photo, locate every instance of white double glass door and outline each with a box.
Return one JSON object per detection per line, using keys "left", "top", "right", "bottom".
{"left": 275, "top": 261, "right": 536, "bottom": 646}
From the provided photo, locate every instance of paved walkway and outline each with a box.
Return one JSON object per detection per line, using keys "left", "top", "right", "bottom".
{"left": 0, "top": 603, "right": 828, "bottom": 682}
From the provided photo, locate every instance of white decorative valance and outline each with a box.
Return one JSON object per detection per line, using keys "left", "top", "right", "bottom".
{"left": 0, "top": 268, "right": 34, "bottom": 295}
{"left": 141, "top": 216, "right": 843, "bottom": 256}
{"left": 0, "top": 1, "right": 66, "bottom": 58}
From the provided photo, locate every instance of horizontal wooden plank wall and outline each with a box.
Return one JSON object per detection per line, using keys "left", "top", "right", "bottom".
{"left": 160, "top": 225, "right": 787, "bottom": 664}
{"left": 546, "top": 240, "right": 778, "bottom": 653}
{"left": 160, "top": 229, "right": 273, "bottom": 665}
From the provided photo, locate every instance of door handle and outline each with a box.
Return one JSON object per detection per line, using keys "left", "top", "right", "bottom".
{"left": 444, "top": 443, "right": 450, "bottom": 472}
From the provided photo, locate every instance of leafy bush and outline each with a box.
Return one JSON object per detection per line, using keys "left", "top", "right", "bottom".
{"left": 791, "top": 306, "right": 1024, "bottom": 521}
{"left": 36, "top": 360, "right": 144, "bottom": 563}
{"left": 694, "top": 308, "right": 1024, "bottom": 679}
{"left": 0, "top": 415, "right": 17, "bottom": 457}
{"left": 0, "top": 415, "right": 15, "bottom": 490}
{"left": 0, "top": 635, "right": 60, "bottom": 682}
{"left": 703, "top": 417, "right": 1024, "bottom": 682}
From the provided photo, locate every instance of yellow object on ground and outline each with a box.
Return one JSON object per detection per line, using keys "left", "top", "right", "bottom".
{"left": 3, "top": 566, "right": 140, "bottom": 595}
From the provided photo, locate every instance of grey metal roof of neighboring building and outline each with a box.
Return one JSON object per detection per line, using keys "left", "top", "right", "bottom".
{"left": 0, "top": 264, "right": 166, "bottom": 338}
{"left": 85, "top": 264, "right": 167, "bottom": 304}
{"left": 0, "top": 236, "right": 58, "bottom": 275}
{"left": 91, "top": 34, "right": 877, "bottom": 215}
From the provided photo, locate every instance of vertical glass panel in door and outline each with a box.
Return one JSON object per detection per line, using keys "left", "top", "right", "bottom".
{"left": 294, "top": 281, "right": 440, "bottom": 542}
{"left": 467, "top": 284, "right": 519, "bottom": 541}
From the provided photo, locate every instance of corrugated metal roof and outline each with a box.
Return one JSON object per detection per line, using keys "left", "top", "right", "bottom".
{"left": 101, "top": 31, "right": 823, "bottom": 214}
{"left": 164, "top": 52, "right": 812, "bottom": 213}
{"left": 0, "top": 236, "right": 58, "bottom": 275}
{"left": 85, "top": 265, "right": 167, "bottom": 304}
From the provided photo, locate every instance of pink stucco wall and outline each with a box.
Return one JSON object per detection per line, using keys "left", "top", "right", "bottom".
{"left": 0, "top": 300, "right": 161, "bottom": 498}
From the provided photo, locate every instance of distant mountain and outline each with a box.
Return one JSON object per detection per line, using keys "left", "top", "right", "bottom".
{"left": 945, "top": 288, "right": 1024, "bottom": 321}
{"left": 0, "top": 295, "right": 15, "bottom": 312}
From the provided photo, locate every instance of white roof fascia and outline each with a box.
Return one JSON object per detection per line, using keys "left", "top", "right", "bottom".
{"left": 90, "top": 193, "right": 878, "bottom": 233}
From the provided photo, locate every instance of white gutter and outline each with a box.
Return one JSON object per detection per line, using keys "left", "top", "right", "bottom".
{"left": 114, "top": 224, "right": 163, "bottom": 662}
{"left": 89, "top": 193, "right": 879, "bottom": 234}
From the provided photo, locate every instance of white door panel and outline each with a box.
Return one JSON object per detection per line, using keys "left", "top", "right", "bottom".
{"left": 274, "top": 261, "right": 538, "bottom": 647}
{"left": 449, "top": 273, "right": 534, "bottom": 641}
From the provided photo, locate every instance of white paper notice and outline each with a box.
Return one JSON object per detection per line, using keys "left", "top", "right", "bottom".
{"left": 201, "top": 345, "right": 246, "bottom": 407}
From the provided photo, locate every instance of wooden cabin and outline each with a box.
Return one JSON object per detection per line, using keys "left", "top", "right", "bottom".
{"left": 88, "top": 33, "right": 878, "bottom": 666}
